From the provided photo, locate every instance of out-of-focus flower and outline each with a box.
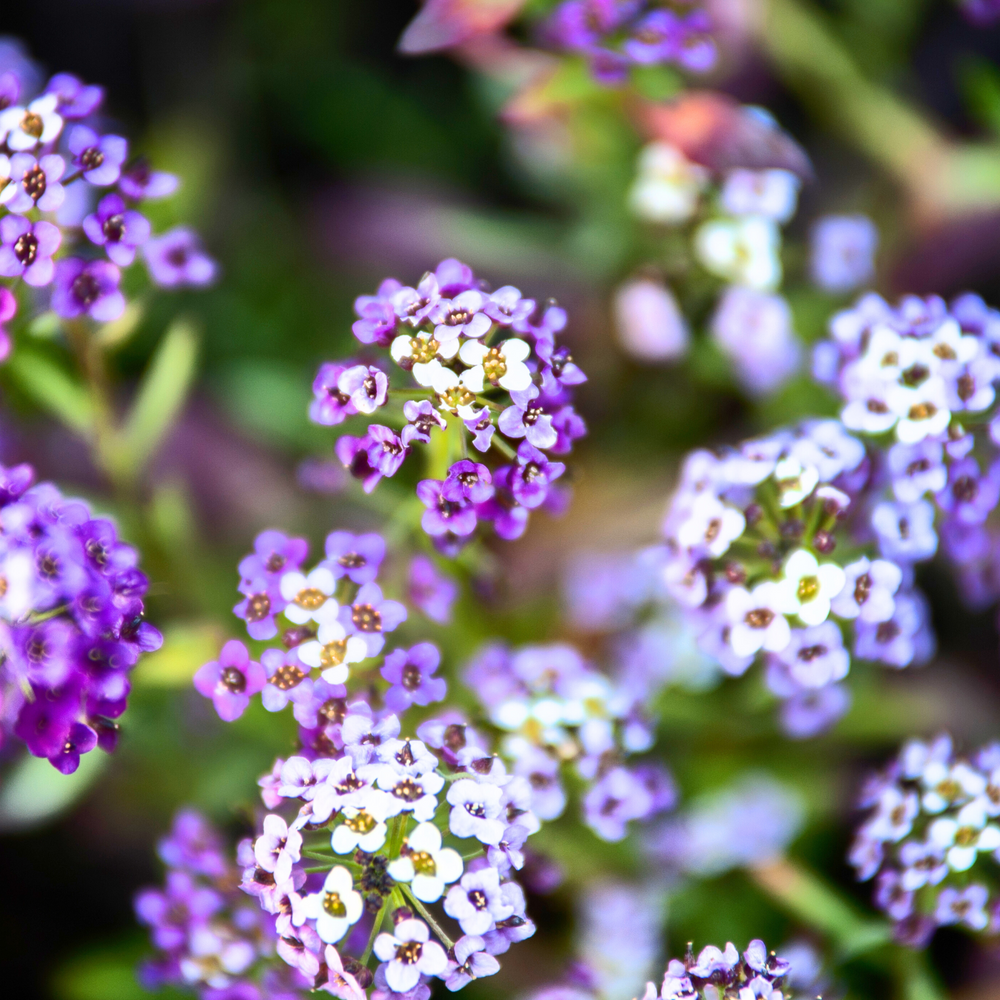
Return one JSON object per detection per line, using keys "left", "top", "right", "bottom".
{"left": 810, "top": 215, "right": 878, "bottom": 293}
{"left": 695, "top": 216, "right": 782, "bottom": 290}
{"left": 614, "top": 278, "right": 690, "bottom": 362}
{"left": 144, "top": 227, "right": 218, "bottom": 287}
{"left": 628, "top": 143, "right": 708, "bottom": 224}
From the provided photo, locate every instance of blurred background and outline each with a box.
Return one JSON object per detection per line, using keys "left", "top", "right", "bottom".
{"left": 4, "top": 1, "right": 1000, "bottom": 999}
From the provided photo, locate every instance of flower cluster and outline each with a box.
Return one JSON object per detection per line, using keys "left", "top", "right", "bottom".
{"left": 0, "top": 52, "right": 215, "bottom": 359}
{"left": 542, "top": 1, "right": 717, "bottom": 85}
{"left": 196, "top": 527, "right": 548, "bottom": 994}
{"left": 314, "top": 258, "right": 587, "bottom": 551}
{"left": 627, "top": 140, "right": 802, "bottom": 395}
{"left": 639, "top": 939, "right": 791, "bottom": 1000}
{"left": 0, "top": 461, "right": 161, "bottom": 772}
{"left": 850, "top": 733, "right": 1000, "bottom": 947}
{"left": 661, "top": 419, "right": 936, "bottom": 737}
{"left": 463, "top": 641, "right": 676, "bottom": 841}
{"left": 136, "top": 809, "right": 306, "bottom": 998}
{"left": 815, "top": 292, "right": 1000, "bottom": 609}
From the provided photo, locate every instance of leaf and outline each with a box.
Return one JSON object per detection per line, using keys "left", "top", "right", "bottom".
{"left": 94, "top": 297, "right": 145, "bottom": 351}
{"left": 133, "top": 621, "right": 226, "bottom": 688}
{"left": 6, "top": 348, "right": 94, "bottom": 436}
{"left": 118, "top": 317, "right": 199, "bottom": 472}
{"left": 0, "top": 749, "right": 106, "bottom": 831}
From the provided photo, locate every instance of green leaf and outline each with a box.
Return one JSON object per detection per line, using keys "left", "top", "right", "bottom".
{"left": 133, "top": 621, "right": 225, "bottom": 688}
{"left": 6, "top": 348, "right": 94, "bottom": 435}
{"left": 0, "top": 750, "right": 106, "bottom": 831}
{"left": 118, "top": 318, "right": 199, "bottom": 473}
{"left": 960, "top": 56, "right": 1000, "bottom": 138}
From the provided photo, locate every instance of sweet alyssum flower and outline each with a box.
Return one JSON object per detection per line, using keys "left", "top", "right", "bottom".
{"left": 315, "top": 259, "right": 587, "bottom": 550}
{"left": 850, "top": 733, "right": 1000, "bottom": 946}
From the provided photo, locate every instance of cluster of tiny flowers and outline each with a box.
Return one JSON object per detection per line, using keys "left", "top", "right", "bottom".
{"left": 0, "top": 54, "right": 215, "bottom": 358}
{"left": 463, "top": 641, "right": 676, "bottom": 841}
{"left": 628, "top": 140, "right": 802, "bottom": 395}
{"left": 814, "top": 293, "right": 1000, "bottom": 609}
{"left": 542, "top": 0, "right": 716, "bottom": 84}
{"left": 136, "top": 810, "right": 307, "bottom": 999}
{"left": 661, "top": 419, "right": 936, "bottom": 738}
{"left": 638, "top": 940, "right": 790, "bottom": 1000}
{"left": 850, "top": 733, "right": 1000, "bottom": 948}
{"left": 0, "top": 461, "right": 162, "bottom": 772}
{"left": 313, "top": 258, "right": 586, "bottom": 552}
{"left": 196, "top": 528, "right": 542, "bottom": 995}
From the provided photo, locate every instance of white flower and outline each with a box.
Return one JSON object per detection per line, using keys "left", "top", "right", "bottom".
{"left": 331, "top": 802, "right": 389, "bottom": 854}
{"left": 377, "top": 770, "right": 445, "bottom": 822}
{"left": 391, "top": 331, "right": 460, "bottom": 387}
{"left": 929, "top": 801, "right": 1000, "bottom": 872}
{"left": 373, "top": 918, "right": 448, "bottom": 993}
{"left": 921, "top": 760, "right": 985, "bottom": 813}
{"left": 725, "top": 582, "right": 795, "bottom": 658}
{"left": 720, "top": 168, "right": 800, "bottom": 222}
{"left": 773, "top": 457, "right": 819, "bottom": 508}
{"left": 280, "top": 567, "right": 338, "bottom": 625}
{"left": 887, "top": 376, "right": 951, "bottom": 444}
{"left": 675, "top": 495, "right": 745, "bottom": 557}
{"left": 297, "top": 618, "right": 368, "bottom": 684}
{"left": 628, "top": 142, "right": 708, "bottom": 223}
{"left": 459, "top": 337, "right": 531, "bottom": 392}
{"left": 301, "top": 866, "right": 363, "bottom": 943}
{"left": 386, "top": 822, "right": 463, "bottom": 902}
{"left": 694, "top": 216, "right": 782, "bottom": 290}
{"left": 0, "top": 94, "right": 63, "bottom": 150}
{"left": 777, "top": 550, "right": 846, "bottom": 627}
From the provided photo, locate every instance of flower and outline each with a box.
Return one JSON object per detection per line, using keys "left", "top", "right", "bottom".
{"left": 377, "top": 770, "right": 444, "bottom": 822}
{"left": 443, "top": 935, "right": 500, "bottom": 991}
{"left": 5, "top": 152, "right": 65, "bottom": 212}
{"left": 724, "top": 583, "right": 794, "bottom": 658}
{"left": 720, "top": 169, "right": 799, "bottom": 222}
{"left": 68, "top": 125, "right": 128, "bottom": 185}
{"left": 498, "top": 386, "right": 558, "bottom": 450}
{"left": 431, "top": 290, "right": 491, "bottom": 341}
{"left": 338, "top": 582, "right": 407, "bottom": 657}
{"left": 695, "top": 217, "right": 782, "bottom": 290}
{"left": 407, "top": 556, "right": 457, "bottom": 624}
{"left": 387, "top": 822, "right": 463, "bottom": 901}
{"left": 310, "top": 363, "right": 359, "bottom": 426}
{"left": 500, "top": 443, "right": 566, "bottom": 510}
{"left": 0, "top": 214, "right": 60, "bottom": 285}
{"left": 810, "top": 215, "right": 878, "bottom": 293}
{"left": 444, "top": 866, "right": 514, "bottom": 935}
{"left": 373, "top": 918, "right": 448, "bottom": 993}
{"left": 447, "top": 778, "right": 506, "bottom": 844}
{"left": 0, "top": 92, "right": 63, "bottom": 149}
{"left": 381, "top": 643, "right": 447, "bottom": 713}
{"left": 775, "top": 622, "right": 850, "bottom": 688}
{"left": 613, "top": 279, "right": 690, "bottom": 362}
{"left": 52, "top": 258, "right": 126, "bottom": 321}
{"left": 338, "top": 364, "right": 389, "bottom": 415}
{"left": 459, "top": 337, "right": 532, "bottom": 392}
{"left": 83, "top": 193, "right": 151, "bottom": 266}
{"left": 929, "top": 804, "right": 1000, "bottom": 871}
{"left": 831, "top": 557, "right": 902, "bottom": 622}
{"left": 253, "top": 813, "right": 302, "bottom": 884}
{"left": 331, "top": 802, "right": 389, "bottom": 854}
{"left": 301, "top": 867, "right": 364, "bottom": 943}
{"left": 777, "top": 550, "right": 846, "bottom": 626}
{"left": 628, "top": 143, "right": 707, "bottom": 223}
{"left": 119, "top": 158, "right": 179, "bottom": 199}
{"left": 417, "top": 479, "right": 477, "bottom": 538}
{"left": 194, "top": 640, "right": 266, "bottom": 721}
{"left": 144, "top": 227, "right": 218, "bottom": 287}
{"left": 324, "top": 531, "right": 386, "bottom": 585}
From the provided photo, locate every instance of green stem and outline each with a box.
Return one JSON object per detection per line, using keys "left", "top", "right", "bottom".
{"left": 360, "top": 899, "right": 389, "bottom": 965}
{"left": 490, "top": 435, "right": 516, "bottom": 460}
{"left": 399, "top": 883, "right": 455, "bottom": 949}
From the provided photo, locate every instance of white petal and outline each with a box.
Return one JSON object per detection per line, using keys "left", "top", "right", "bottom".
{"left": 459, "top": 340, "right": 487, "bottom": 365}
{"left": 948, "top": 845, "right": 977, "bottom": 872}
{"left": 331, "top": 826, "right": 358, "bottom": 854}
{"left": 317, "top": 618, "right": 347, "bottom": 644}
{"left": 321, "top": 664, "right": 349, "bottom": 685}
{"left": 280, "top": 572, "right": 307, "bottom": 601}
{"left": 411, "top": 874, "right": 444, "bottom": 902}
{"left": 798, "top": 597, "right": 830, "bottom": 627}
{"left": 407, "top": 822, "right": 442, "bottom": 853}
{"left": 298, "top": 641, "right": 322, "bottom": 668}
{"left": 284, "top": 604, "right": 312, "bottom": 625}
{"left": 307, "top": 567, "right": 336, "bottom": 594}
{"left": 373, "top": 933, "right": 398, "bottom": 962}
{"left": 345, "top": 637, "right": 368, "bottom": 663}
{"left": 391, "top": 336, "right": 414, "bottom": 362}
{"left": 929, "top": 818, "right": 958, "bottom": 848}
{"left": 498, "top": 360, "right": 532, "bottom": 392}
{"left": 460, "top": 367, "right": 485, "bottom": 393}
{"left": 503, "top": 338, "right": 531, "bottom": 362}
{"left": 387, "top": 857, "right": 415, "bottom": 882}
{"left": 435, "top": 848, "right": 464, "bottom": 884}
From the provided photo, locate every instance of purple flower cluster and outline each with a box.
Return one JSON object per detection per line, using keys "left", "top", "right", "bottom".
{"left": 639, "top": 939, "right": 790, "bottom": 1000}
{"left": 543, "top": 0, "right": 717, "bottom": 85}
{"left": 815, "top": 293, "right": 1000, "bottom": 612}
{"left": 0, "top": 47, "right": 215, "bottom": 360}
{"left": 136, "top": 809, "right": 313, "bottom": 998}
{"left": 660, "top": 419, "right": 937, "bottom": 738}
{"left": 312, "top": 258, "right": 586, "bottom": 552}
{"left": 463, "top": 641, "right": 676, "bottom": 841}
{"left": 0, "top": 461, "right": 161, "bottom": 772}
{"left": 850, "top": 733, "right": 1000, "bottom": 947}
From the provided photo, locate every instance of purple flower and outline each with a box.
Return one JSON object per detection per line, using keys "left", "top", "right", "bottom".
{"left": 261, "top": 647, "right": 313, "bottom": 713}
{"left": 353, "top": 279, "right": 401, "bottom": 345}
{"left": 52, "top": 258, "right": 125, "bottom": 322}
{"left": 68, "top": 125, "right": 127, "bottom": 185}
{"left": 0, "top": 215, "right": 60, "bottom": 286}
{"left": 0, "top": 286, "right": 16, "bottom": 361}
{"left": 338, "top": 364, "right": 389, "bottom": 414}
{"left": 366, "top": 425, "right": 408, "bottom": 478}
{"left": 324, "top": 531, "right": 385, "bottom": 585}
{"left": 119, "top": 158, "right": 179, "bottom": 200}
{"left": 371, "top": 963, "right": 430, "bottom": 1000}
{"left": 810, "top": 215, "right": 878, "bottom": 293}
{"left": 623, "top": 11, "right": 681, "bottom": 64}
{"left": 443, "top": 866, "right": 514, "bottom": 935}
{"left": 484, "top": 285, "right": 535, "bottom": 326}
{"left": 144, "top": 227, "right": 218, "bottom": 287}
{"left": 501, "top": 442, "right": 565, "bottom": 509}
{"left": 443, "top": 934, "right": 501, "bottom": 991}
{"left": 48, "top": 720, "right": 98, "bottom": 774}
{"left": 487, "top": 824, "right": 529, "bottom": 874}
{"left": 447, "top": 778, "right": 505, "bottom": 844}
{"left": 381, "top": 642, "right": 447, "bottom": 713}
{"left": 309, "top": 362, "right": 359, "bottom": 426}
{"left": 13, "top": 678, "right": 83, "bottom": 759}
{"left": 463, "top": 408, "right": 495, "bottom": 453}
{"left": 537, "top": 341, "right": 587, "bottom": 397}
{"left": 854, "top": 591, "right": 935, "bottom": 669}
{"left": 158, "top": 808, "right": 228, "bottom": 877}
{"left": 936, "top": 884, "right": 990, "bottom": 930}
{"left": 434, "top": 257, "right": 476, "bottom": 296}
{"left": 431, "top": 290, "right": 491, "bottom": 341}
{"left": 442, "top": 460, "right": 494, "bottom": 504}
{"left": 392, "top": 271, "right": 441, "bottom": 326}
{"left": 936, "top": 457, "right": 1000, "bottom": 526}
{"left": 239, "top": 529, "right": 308, "bottom": 583}
{"left": 234, "top": 573, "right": 284, "bottom": 641}
{"left": 417, "top": 479, "right": 478, "bottom": 538}
{"left": 5, "top": 152, "right": 66, "bottom": 213}
{"left": 407, "top": 555, "right": 457, "bottom": 624}
{"left": 46, "top": 73, "right": 104, "bottom": 118}
{"left": 193, "top": 640, "right": 266, "bottom": 721}
{"left": 402, "top": 399, "right": 447, "bottom": 446}
{"left": 498, "top": 386, "right": 558, "bottom": 449}
{"left": 82, "top": 193, "right": 150, "bottom": 266}
{"left": 871, "top": 501, "right": 938, "bottom": 564}
{"left": 336, "top": 434, "right": 383, "bottom": 494}
{"left": 338, "top": 582, "right": 407, "bottom": 657}
{"left": 135, "top": 870, "right": 222, "bottom": 951}
{"left": 583, "top": 766, "right": 653, "bottom": 842}
{"left": 887, "top": 439, "right": 947, "bottom": 503}
{"left": 773, "top": 622, "right": 850, "bottom": 689}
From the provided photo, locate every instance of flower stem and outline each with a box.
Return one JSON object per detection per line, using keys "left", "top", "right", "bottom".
{"left": 490, "top": 436, "right": 516, "bottom": 461}
{"left": 399, "top": 882, "right": 455, "bottom": 949}
{"left": 360, "top": 898, "right": 389, "bottom": 966}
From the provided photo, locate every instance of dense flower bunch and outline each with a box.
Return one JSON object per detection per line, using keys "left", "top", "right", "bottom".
{"left": 136, "top": 810, "right": 306, "bottom": 998}
{"left": 463, "top": 640, "right": 676, "bottom": 841}
{"left": 815, "top": 292, "right": 1000, "bottom": 609}
{"left": 196, "top": 527, "right": 548, "bottom": 995}
{"left": 542, "top": 0, "right": 717, "bottom": 84}
{"left": 314, "top": 258, "right": 587, "bottom": 550}
{"left": 850, "top": 733, "right": 1000, "bottom": 947}
{"left": 0, "top": 54, "right": 215, "bottom": 358}
{"left": 0, "top": 461, "right": 161, "bottom": 771}
{"left": 661, "top": 419, "right": 936, "bottom": 737}
{"left": 638, "top": 939, "right": 791, "bottom": 1000}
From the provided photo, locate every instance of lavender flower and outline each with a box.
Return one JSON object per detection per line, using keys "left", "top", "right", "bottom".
{"left": 194, "top": 640, "right": 266, "bottom": 722}
{"left": 810, "top": 214, "right": 878, "bottom": 293}
{"left": 0, "top": 214, "right": 60, "bottom": 285}
{"left": 83, "top": 193, "right": 150, "bottom": 266}
{"left": 145, "top": 227, "right": 218, "bottom": 287}
{"left": 68, "top": 124, "right": 127, "bottom": 185}
{"left": 407, "top": 556, "right": 457, "bottom": 624}
{"left": 52, "top": 257, "right": 125, "bottom": 321}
